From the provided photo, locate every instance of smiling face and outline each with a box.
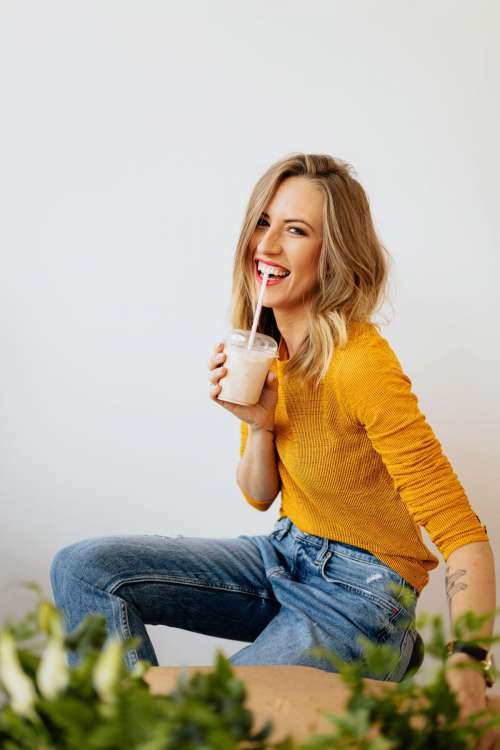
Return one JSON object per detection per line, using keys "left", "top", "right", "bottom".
{"left": 249, "top": 176, "right": 324, "bottom": 311}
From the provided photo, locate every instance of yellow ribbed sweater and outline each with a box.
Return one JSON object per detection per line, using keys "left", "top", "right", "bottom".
{"left": 239, "top": 322, "right": 488, "bottom": 592}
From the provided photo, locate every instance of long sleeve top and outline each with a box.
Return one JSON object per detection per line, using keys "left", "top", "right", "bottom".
{"left": 239, "top": 321, "right": 488, "bottom": 592}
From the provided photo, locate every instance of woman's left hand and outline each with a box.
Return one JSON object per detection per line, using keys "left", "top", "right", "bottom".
{"left": 446, "top": 653, "right": 500, "bottom": 749}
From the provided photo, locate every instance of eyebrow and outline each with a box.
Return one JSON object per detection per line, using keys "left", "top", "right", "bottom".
{"left": 261, "top": 211, "right": 315, "bottom": 232}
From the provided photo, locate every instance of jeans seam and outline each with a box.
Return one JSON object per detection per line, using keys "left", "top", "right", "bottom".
{"left": 119, "top": 599, "right": 138, "bottom": 666}
{"left": 54, "top": 563, "right": 113, "bottom": 599}
{"left": 292, "top": 533, "right": 318, "bottom": 545}
{"left": 385, "top": 624, "right": 416, "bottom": 682}
{"left": 292, "top": 536, "right": 401, "bottom": 577}
{"left": 59, "top": 565, "right": 273, "bottom": 602}
{"left": 267, "top": 566, "right": 291, "bottom": 578}
{"left": 333, "top": 550, "right": 394, "bottom": 570}
{"left": 108, "top": 574, "right": 276, "bottom": 602}
{"left": 320, "top": 557, "right": 403, "bottom": 620}
{"left": 55, "top": 567, "right": 140, "bottom": 668}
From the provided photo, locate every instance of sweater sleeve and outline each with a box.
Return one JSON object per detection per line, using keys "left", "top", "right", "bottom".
{"left": 237, "top": 421, "right": 275, "bottom": 512}
{"left": 336, "top": 329, "right": 488, "bottom": 559}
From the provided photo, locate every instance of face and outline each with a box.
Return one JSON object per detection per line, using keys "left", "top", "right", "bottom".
{"left": 249, "top": 176, "right": 323, "bottom": 310}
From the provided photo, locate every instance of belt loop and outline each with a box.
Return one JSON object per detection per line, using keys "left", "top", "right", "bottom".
{"left": 314, "top": 536, "right": 330, "bottom": 566}
{"left": 273, "top": 516, "right": 292, "bottom": 541}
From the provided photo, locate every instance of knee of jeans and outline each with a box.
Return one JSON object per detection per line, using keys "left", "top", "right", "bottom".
{"left": 50, "top": 543, "right": 82, "bottom": 597}
{"left": 50, "top": 538, "right": 106, "bottom": 595}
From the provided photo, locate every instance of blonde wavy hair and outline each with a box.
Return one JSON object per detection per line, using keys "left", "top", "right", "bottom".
{"left": 228, "top": 153, "right": 390, "bottom": 388}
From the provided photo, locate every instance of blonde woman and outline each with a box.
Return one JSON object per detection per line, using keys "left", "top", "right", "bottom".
{"left": 51, "top": 153, "right": 495, "bottom": 724}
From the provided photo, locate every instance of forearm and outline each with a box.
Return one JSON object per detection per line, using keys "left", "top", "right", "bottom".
{"left": 446, "top": 540, "right": 496, "bottom": 645}
{"left": 237, "top": 426, "right": 280, "bottom": 502}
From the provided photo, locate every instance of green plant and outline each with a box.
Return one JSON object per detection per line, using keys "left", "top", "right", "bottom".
{"left": 0, "top": 583, "right": 499, "bottom": 749}
{"left": 0, "top": 584, "right": 272, "bottom": 750}
{"left": 303, "top": 608, "right": 500, "bottom": 750}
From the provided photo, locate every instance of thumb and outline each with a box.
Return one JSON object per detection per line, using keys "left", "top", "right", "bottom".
{"left": 267, "top": 372, "right": 277, "bottom": 386}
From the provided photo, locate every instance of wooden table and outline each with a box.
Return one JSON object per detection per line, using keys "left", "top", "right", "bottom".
{"left": 145, "top": 665, "right": 500, "bottom": 743}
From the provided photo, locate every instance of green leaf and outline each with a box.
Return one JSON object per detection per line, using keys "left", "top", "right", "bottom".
{"left": 2, "top": 594, "right": 500, "bottom": 749}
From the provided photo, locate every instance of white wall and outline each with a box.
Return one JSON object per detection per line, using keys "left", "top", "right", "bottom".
{"left": 1, "top": 0, "right": 499, "bottom": 681}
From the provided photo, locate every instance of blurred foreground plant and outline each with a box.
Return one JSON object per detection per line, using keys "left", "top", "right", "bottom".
{"left": 303, "top": 607, "right": 500, "bottom": 750}
{"left": 0, "top": 583, "right": 272, "bottom": 749}
{"left": 0, "top": 583, "right": 499, "bottom": 749}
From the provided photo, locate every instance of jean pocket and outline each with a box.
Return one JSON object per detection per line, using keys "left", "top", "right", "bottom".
{"left": 320, "top": 551, "right": 411, "bottom": 643}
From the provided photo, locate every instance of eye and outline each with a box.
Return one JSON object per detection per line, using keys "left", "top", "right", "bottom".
{"left": 256, "top": 217, "right": 305, "bottom": 235}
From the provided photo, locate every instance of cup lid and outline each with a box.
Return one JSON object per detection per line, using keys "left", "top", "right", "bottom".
{"left": 223, "top": 329, "right": 278, "bottom": 354}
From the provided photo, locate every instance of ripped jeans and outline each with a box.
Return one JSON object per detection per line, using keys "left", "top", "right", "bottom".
{"left": 50, "top": 515, "right": 418, "bottom": 680}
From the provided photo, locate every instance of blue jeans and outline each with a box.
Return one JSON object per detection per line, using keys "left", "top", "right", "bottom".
{"left": 50, "top": 515, "right": 418, "bottom": 681}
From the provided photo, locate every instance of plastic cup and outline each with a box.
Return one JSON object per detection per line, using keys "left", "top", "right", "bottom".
{"left": 217, "top": 329, "right": 278, "bottom": 406}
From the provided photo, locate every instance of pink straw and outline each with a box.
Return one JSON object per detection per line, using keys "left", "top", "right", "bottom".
{"left": 247, "top": 265, "right": 271, "bottom": 350}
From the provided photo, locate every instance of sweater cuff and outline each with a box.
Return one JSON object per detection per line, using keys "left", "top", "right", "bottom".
{"left": 439, "top": 526, "right": 490, "bottom": 561}
{"left": 239, "top": 488, "right": 274, "bottom": 512}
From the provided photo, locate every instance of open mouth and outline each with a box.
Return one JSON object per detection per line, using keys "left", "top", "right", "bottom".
{"left": 254, "top": 260, "right": 291, "bottom": 285}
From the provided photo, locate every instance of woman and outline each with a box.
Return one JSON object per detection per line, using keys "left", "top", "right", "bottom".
{"left": 50, "top": 153, "right": 495, "bottom": 715}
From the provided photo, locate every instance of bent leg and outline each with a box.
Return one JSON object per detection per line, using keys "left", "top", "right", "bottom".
{"left": 229, "top": 599, "right": 417, "bottom": 679}
{"left": 229, "top": 521, "right": 418, "bottom": 679}
{"left": 50, "top": 532, "right": 280, "bottom": 670}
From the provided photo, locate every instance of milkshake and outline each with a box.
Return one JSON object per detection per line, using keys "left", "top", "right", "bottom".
{"left": 217, "top": 330, "right": 278, "bottom": 406}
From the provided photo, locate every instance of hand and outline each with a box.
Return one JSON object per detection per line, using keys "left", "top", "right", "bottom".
{"left": 446, "top": 653, "right": 500, "bottom": 749}
{"left": 208, "top": 341, "right": 278, "bottom": 432}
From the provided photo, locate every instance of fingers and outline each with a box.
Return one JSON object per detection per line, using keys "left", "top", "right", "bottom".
{"left": 209, "top": 366, "right": 226, "bottom": 403}
{"left": 208, "top": 342, "right": 227, "bottom": 402}
{"left": 208, "top": 342, "right": 226, "bottom": 370}
{"left": 209, "top": 381, "right": 223, "bottom": 401}
{"left": 210, "top": 381, "right": 237, "bottom": 411}
{"left": 209, "top": 360, "right": 227, "bottom": 385}
{"left": 208, "top": 345, "right": 227, "bottom": 401}
{"left": 262, "top": 371, "right": 276, "bottom": 390}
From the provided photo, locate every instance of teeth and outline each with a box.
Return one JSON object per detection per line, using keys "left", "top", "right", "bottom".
{"left": 257, "top": 261, "right": 290, "bottom": 277}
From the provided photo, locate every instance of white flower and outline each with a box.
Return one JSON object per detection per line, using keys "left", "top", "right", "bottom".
{"left": 92, "top": 637, "right": 123, "bottom": 703}
{"left": 0, "top": 630, "right": 37, "bottom": 719}
{"left": 37, "top": 600, "right": 64, "bottom": 638}
{"left": 36, "top": 636, "right": 69, "bottom": 700}
{"left": 130, "top": 659, "right": 149, "bottom": 679}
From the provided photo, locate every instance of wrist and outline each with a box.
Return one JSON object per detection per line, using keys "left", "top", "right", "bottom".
{"left": 447, "top": 641, "right": 496, "bottom": 688}
{"left": 249, "top": 424, "right": 275, "bottom": 436}
{"left": 448, "top": 651, "right": 481, "bottom": 669}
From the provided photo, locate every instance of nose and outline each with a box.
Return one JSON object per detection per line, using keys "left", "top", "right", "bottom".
{"left": 257, "top": 227, "right": 282, "bottom": 256}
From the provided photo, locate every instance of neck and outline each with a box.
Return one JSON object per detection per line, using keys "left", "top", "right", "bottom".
{"left": 273, "top": 306, "right": 309, "bottom": 359}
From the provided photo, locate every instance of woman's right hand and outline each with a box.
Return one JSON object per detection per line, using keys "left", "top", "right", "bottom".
{"left": 208, "top": 341, "right": 278, "bottom": 432}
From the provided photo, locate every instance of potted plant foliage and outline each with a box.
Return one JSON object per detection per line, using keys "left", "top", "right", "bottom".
{"left": 0, "top": 583, "right": 499, "bottom": 749}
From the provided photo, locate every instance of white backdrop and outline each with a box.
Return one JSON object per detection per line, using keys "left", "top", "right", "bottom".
{"left": 1, "top": 0, "right": 499, "bottom": 682}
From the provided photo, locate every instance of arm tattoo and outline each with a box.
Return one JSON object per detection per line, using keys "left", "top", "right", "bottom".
{"left": 446, "top": 567, "right": 468, "bottom": 601}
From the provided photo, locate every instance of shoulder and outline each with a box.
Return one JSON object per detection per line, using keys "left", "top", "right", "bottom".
{"left": 326, "top": 321, "right": 411, "bottom": 411}
{"left": 332, "top": 321, "right": 401, "bottom": 375}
